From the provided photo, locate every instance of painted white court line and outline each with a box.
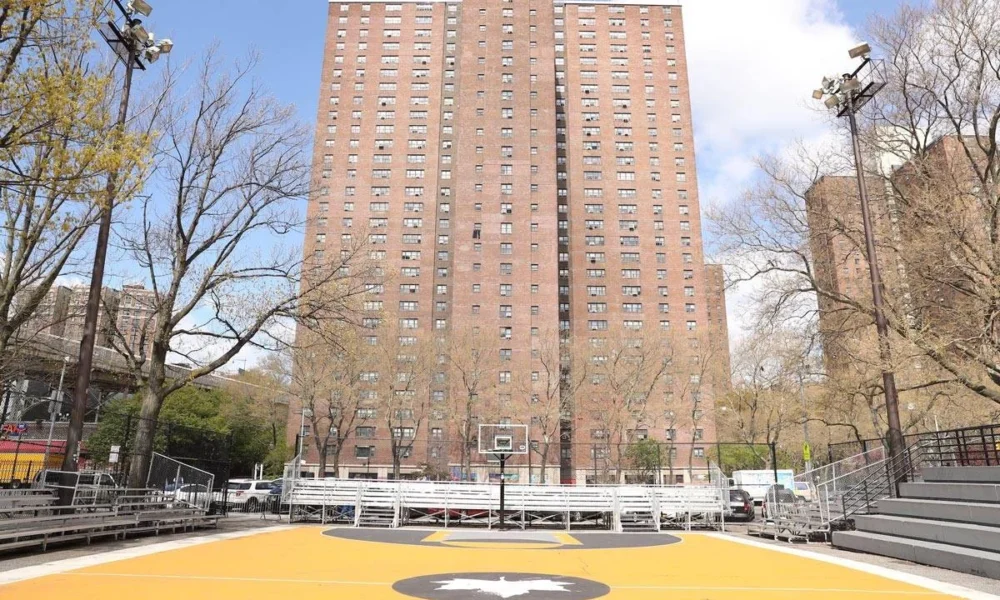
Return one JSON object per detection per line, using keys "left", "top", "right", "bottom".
{"left": 62, "top": 572, "right": 951, "bottom": 595}
{"left": 700, "top": 533, "right": 1000, "bottom": 600}
{"left": 0, "top": 525, "right": 296, "bottom": 586}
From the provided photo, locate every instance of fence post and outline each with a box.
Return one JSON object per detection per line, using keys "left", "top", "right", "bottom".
{"left": 956, "top": 429, "right": 965, "bottom": 466}
{"left": 10, "top": 438, "right": 20, "bottom": 484}
{"left": 769, "top": 442, "right": 778, "bottom": 486}
{"left": 981, "top": 427, "right": 991, "bottom": 467}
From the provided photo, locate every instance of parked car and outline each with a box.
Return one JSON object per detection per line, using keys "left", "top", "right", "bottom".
{"left": 727, "top": 488, "right": 755, "bottom": 521}
{"left": 792, "top": 481, "right": 814, "bottom": 502}
{"left": 761, "top": 485, "right": 799, "bottom": 519}
{"left": 172, "top": 483, "right": 211, "bottom": 506}
{"left": 217, "top": 479, "right": 274, "bottom": 511}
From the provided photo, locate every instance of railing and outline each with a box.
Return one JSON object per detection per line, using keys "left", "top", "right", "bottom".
{"left": 835, "top": 423, "right": 1000, "bottom": 524}
{"left": 917, "top": 424, "right": 1000, "bottom": 467}
{"left": 286, "top": 477, "right": 726, "bottom": 531}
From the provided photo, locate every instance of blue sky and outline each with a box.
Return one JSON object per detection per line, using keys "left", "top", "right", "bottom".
{"left": 129, "top": 0, "right": 905, "bottom": 364}
{"left": 146, "top": 0, "right": 899, "bottom": 143}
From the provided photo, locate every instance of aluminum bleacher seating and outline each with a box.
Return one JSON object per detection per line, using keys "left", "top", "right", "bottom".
{"left": 285, "top": 478, "right": 726, "bottom": 531}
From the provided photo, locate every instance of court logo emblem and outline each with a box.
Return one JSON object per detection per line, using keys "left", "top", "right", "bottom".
{"left": 393, "top": 572, "right": 610, "bottom": 599}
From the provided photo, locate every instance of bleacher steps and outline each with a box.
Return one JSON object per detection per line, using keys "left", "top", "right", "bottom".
{"left": 899, "top": 482, "right": 1000, "bottom": 504}
{"left": 876, "top": 498, "right": 1000, "bottom": 527}
{"left": 619, "top": 511, "right": 657, "bottom": 532}
{"left": 357, "top": 504, "right": 395, "bottom": 527}
{"left": 852, "top": 514, "right": 1000, "bottom": 554}
{"left": 833, "top": 465, "right": 1000, "bottom": 578}
{"left": 833, "top": 530, "right": 1000, "bottom": 579}
{"left": 923, "top": 466, "right": 1000, "bottom": 484}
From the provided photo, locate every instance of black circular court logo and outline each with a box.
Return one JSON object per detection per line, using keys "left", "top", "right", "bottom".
{"left": 393, "top": 572, "right": 610, "bottom": 599}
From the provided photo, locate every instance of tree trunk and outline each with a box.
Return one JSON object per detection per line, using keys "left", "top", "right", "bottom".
{"left": 540, "top": 444, "right": 550, "bottom": 483}
{"left": 127, "top": 386, "right": 162, "bottom": 487}
{"left": 331, "top": 440, "right": 342, "bottom": 479}
{"left": 126, "top": 345, "right": 168, "bottom": 488}
{"left": 318, "top": 441, "right": 328, "bottom": 476}
{"left": 459, "top": 435, "right": 469, "bottom": 479}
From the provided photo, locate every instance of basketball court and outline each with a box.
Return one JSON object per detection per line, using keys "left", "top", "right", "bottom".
{"left": 1, "top": 524, "right": 992, "bottom": 599}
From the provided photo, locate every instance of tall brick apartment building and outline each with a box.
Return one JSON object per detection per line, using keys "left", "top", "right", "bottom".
{"left": 291, "top": 0, "right": 728, "bottom": 484}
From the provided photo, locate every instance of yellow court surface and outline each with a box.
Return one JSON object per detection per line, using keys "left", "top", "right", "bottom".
{"left": 0, "top": 526, "right": 972, "bottom": 599}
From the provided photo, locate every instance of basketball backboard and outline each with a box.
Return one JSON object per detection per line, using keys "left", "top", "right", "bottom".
{"left": 478, "top": 423, "right": 528, "bottom": 458}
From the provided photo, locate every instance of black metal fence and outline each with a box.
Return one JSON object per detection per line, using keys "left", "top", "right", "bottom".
{"left": 828, "top": 424, "right": 1000, "bottom": 466}
{"left": 1, "top": 409, "right": 237, "bottom": 515}
{"left": 838, "top": 423, "right": 1000, "bottom": 522}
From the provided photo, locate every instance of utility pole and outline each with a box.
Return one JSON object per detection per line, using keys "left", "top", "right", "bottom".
{"left": 63, "top": 0, "right": 172, "bottom": 473}
{"left": 814, "top": 44, "right": 905, "bottom": 465}
{"left": 43, "top": 357, "right": 71, "bottom": 468}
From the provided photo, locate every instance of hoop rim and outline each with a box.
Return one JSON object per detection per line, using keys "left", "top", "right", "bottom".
{"left": 477, "top": 423, "right": 529, "bottom": 456}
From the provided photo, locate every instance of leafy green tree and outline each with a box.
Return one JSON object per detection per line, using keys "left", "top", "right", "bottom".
{"left": 625, "top": 438, "right": 663, "bottom": 484}
{"left": 89, "top": 386, "right": 270, "bottom": 480}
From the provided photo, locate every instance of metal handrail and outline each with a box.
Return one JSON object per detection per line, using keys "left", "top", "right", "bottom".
{"left": 838, "top": 439, "right": 928, "bottom": 521}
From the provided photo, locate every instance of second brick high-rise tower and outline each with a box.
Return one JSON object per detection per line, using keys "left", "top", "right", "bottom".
{"left": 296, "top": 0, "right": 724, "bottom": 484}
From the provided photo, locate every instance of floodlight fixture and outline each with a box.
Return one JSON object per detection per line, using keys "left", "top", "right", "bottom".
{"left": 824, "top": 94, "right": 841, "bottom": 110}
{"left": 158, "top": 38, "right": 173, "bottom": 54}
{"left": 127, "top": 0, "right": 153, "bottom": 17}
{"left": 812, "top": 88, "right": 824, "bottom": 100}
{"left": 128, "top": 21, "right": 149, "bottom": 44}
{"left": 144, "top": 46, "right": 160, "bottom": 63}
{"left": 848, "top": 42, "right": 872, "bottom": 60}
{"left": 840, "top": 77, "right": 861, "bottom": 93}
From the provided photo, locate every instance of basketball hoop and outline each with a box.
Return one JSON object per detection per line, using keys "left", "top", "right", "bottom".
{"left": 477, "top": 423, "right": 528, "bottom": 530}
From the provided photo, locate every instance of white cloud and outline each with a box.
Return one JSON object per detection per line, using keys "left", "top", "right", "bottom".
{"left": 168, "top": 310, "right": 295, "bottom": 374}
{"left": 679, "top": 0, "right": 861, "bottom": 346}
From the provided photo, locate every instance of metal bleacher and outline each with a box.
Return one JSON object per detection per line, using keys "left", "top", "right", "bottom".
{"left": 285, "top": 478, "right": 726, "bottom": 531}
{"left": 0, "top": 482, "right": 218, "bottom": 553}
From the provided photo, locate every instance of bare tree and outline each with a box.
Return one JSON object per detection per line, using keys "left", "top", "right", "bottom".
{"left": 368, "top": 319, "right": 433, "bottom": 479}
{"left": 711, "top": 0, "right": 1000, "bottom": 416}
{"left": 586, "top": 326, "right": 673, "bottom": 482}
{"left": 447, "top": 329, "right": 498, "bottom": 480}
{"left": 520, "top": 332, "right": 587, "bottom": 484}
{"left": 717, "top": 327, "right": 802, "bottom": 468}
{"left": 113, "top": 51, "right": 371, "bottom": 486}
{"left": 224, "top": 355, "right": 288, "bottom": 449}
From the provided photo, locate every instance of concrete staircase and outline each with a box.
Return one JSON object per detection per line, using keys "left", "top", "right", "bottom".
{"left": 833, "top": 466, "right": 1000, "bottom": 578}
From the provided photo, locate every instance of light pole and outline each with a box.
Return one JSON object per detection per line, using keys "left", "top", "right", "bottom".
{"left": 62, "top": 0, "right": 173, "bottom": 473}
{"left": 813, "top": 43, "right": 905, "bottom": 465}
{"left": 42, "top": 357, "right": 71, "bottom": 468}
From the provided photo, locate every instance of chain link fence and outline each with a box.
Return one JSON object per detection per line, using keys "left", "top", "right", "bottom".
{"left": 146, "top": 452, "right": 216, "bottom": 511}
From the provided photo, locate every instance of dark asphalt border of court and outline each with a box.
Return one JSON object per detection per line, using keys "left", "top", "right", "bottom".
{"left": 323, "top": 527, "right": 683, "bottom": 549}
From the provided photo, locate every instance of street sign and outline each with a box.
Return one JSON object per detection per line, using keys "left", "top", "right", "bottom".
{"left": 803, "top": 443, "right": 812, "bottom": 462}
{"left": 109, "top": 445, "right": 121, "bottom": 464}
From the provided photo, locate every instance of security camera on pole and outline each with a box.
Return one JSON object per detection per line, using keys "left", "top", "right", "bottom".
{"left": 62, "top": 0, "right": 174, "bottom": 478}
{"left": 812, "top": 43, "right": 906, "bottom": 468}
